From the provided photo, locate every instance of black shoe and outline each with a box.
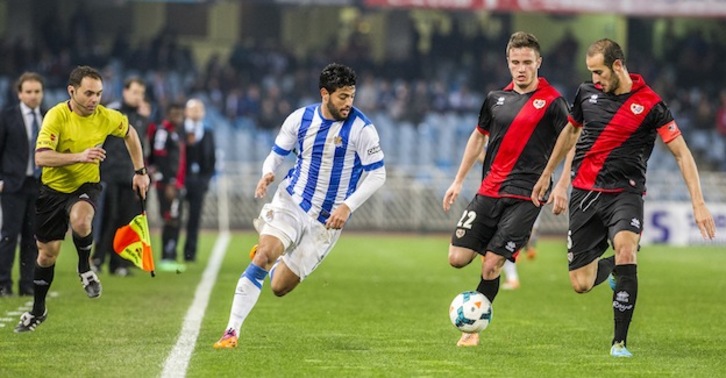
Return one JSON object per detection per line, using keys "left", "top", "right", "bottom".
{"left": 79, "top": 271, "right": 102, "bottom": 298}
{"left": 14, "top": 310, "right": 48, "bottom": 332}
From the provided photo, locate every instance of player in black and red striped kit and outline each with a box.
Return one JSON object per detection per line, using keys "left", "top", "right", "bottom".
{"left": 532, "top": 39, "right": 716, "bottom": 357}
{"left": 443, "top": 32, "right": 569, "bottom": 347}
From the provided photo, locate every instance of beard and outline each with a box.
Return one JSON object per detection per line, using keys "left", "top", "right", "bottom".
{"left": 326, "top": 101, "right": 347, "bottom": 121}
{"left": 605, "top": 75, "right": 620, "bottom": 94}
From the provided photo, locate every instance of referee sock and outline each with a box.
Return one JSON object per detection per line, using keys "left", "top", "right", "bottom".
{"left": 612, "top": 264, "right": 638, "bottom": 346}
{"left": 476, "top": 275, "right": 500, "bottom": 304}
{"left": 73, "top": 232, "right": 94, "bottom": 273}
{"left": 225, "top": 263, "right": 269, "bottom": 334}
{"left": 32, "top": 263, "right": 55, "bottom": 316}
{"left": 594, "top": 255, "right": 615, "bottom": 286}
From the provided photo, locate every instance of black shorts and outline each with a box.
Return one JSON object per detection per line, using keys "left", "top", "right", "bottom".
{"left": 567, "top": 188, "right": 643, "bottom": 271}
{"left": 35, "top": 183, "right": 102, "bottom": 243}
{"left": 450, "top": 195, "right": 540, "bottom": 261}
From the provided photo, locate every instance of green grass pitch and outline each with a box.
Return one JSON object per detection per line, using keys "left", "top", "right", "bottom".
{"left": 1, "top": 232, "right": 724, "bottom": 377}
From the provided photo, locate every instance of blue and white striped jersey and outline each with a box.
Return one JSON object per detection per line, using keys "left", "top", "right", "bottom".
{"left": 270, "top": 104, "right": 385, "bottom": 224}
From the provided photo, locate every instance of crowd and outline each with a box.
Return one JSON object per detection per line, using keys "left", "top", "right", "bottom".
{"left": 1, "top": 16, "right": 725, "bottom": 172}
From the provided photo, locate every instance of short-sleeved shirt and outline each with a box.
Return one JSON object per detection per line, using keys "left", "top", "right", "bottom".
{"left": 36, "top": 101, "right": 129, "bottom": 193}
{"left": 569, "top": 74, "right": 681, "bottom": 194}
{"left": 476, "top": 78, "right": 569, "bottom": 200}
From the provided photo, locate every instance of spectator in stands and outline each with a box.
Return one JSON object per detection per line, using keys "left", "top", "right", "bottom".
{"left": 148, "top": 104, "right": 186, "bottom": 273}
{"left": 182, "top": 99, "right": 216, "bottom": 262}
{"left": 532, "top": 38, "right": 716, "bottom": 358}
{"left": 443, "top": 32, "right": 569, "bottom": 347}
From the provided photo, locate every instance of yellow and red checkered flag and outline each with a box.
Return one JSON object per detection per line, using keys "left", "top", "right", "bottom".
{"left": 113, "top": 195, "right": 155, "bottom": 277}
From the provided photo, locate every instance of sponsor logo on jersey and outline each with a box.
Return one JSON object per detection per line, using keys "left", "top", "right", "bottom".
{"left": 630, "top": 217, "right": 641, "bottom": 229}
{"left": 631, "top": 103, "right": 644, "bottom": 115}
{"left": 496, "top": 97, "right": 505, "bottom": 106}
{"left": 533, "top": 99, "right": 546, "bottom": 109}
{"left": 589, "top": 94, "right": 598, "bottom": 104}
{"left": 367, "top": 145, "right": 381, "bottom": 155}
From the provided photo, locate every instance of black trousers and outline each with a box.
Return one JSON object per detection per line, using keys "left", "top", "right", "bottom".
{"left": 157, "top": 183, "right": 183, "bottom": 261}
{"left": 183, "top": 176, "right": 209, "bottom": 262}
{"left": 0, "top": 177, "right": 39, "bottom": 293}
{"left": 92, "top": 181, "right": 137, "bottom": 272}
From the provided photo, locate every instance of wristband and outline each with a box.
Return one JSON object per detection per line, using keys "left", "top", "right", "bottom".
{"left": 134, "top": 167, "right": 148, "bottom": 175}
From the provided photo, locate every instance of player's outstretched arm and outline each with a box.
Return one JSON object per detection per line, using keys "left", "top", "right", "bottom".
{"left": 666, "top": 136, "right": 716, "bottom": 240}
{"left": 443, "top": 130, "right": 487, "bottom": 212}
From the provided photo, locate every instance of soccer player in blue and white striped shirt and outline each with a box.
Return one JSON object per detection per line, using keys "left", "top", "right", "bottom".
{"left": 214, "top": 63, "right": 386, "bottom": 349}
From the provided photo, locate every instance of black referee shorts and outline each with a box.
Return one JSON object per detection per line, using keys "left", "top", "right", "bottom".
{"left": 35, "top": 183, "right": 102, "bottom": 243}
{"left": 567, "top": 188, "right": 644, "bottom": 271}
{"left": 450, "top": 195, "right": 540, "bottom": 261}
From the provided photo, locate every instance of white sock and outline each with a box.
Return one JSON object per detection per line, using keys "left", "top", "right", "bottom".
{"left": 225, "top": 263, "right": 268, "bottom": 334}
{"left": 503, "top": 260, "right": 518, "bottom": 281}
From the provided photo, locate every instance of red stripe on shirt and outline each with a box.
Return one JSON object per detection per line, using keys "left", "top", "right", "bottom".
{"left": 572, "top": 88, "right": 662, "bottom": 190}
{"left": 479, "top": 84, "right": 560, "bottom": 197}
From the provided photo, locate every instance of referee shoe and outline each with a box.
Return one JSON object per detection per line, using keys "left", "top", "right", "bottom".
{"left": 79, "top": 270, "right": 102, "bottom": 298}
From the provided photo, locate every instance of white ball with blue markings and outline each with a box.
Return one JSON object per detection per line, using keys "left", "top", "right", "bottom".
{"left": 449, "top": 291, "right": 492, "bottom": 333}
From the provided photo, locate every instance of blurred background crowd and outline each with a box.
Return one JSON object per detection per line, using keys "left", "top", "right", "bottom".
{"left": 1, "top": 0, "right": 725, "bottom": 177}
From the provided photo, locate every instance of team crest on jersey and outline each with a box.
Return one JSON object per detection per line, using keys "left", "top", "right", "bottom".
{"left": 533, "top": 99, "right": 546, "bottom": 109}
{"left": 334, "top": 135, "right": 343, "bottom": 147}
{"left": 630, "top": 103, "right": 644, "bottom": 115}
{"left": 455, "top": 229, "right": 466, "bottom": 238}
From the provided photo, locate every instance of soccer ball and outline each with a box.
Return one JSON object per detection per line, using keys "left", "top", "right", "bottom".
{"left": 449, "top": 291, "right": 492, "bottom": 333}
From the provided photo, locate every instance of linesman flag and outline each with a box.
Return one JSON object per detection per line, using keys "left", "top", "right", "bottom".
{"left": 113, "top": 195, "right": 155, "bottom": 277}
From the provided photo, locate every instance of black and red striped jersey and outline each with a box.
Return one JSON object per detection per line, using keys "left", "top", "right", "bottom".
{"left": 569, "top": 74, "right": 681, "bottom": 194}
{"left": 476, "top": 78, "right": 569, "bottom": 200}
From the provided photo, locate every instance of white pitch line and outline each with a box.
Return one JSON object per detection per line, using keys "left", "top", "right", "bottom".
{"left": 160, "top": 231, "right": 230, "bottom": 378}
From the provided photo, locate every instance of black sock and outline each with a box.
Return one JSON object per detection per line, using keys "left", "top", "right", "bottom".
{"left": 32, "top": 263, "right": 55, "bottom": 315}
{"left": 612, "top": 264, "right": 638, "bottom": 346}
{"left": 73, "top": 232, "right": 94, "bottom": 273}
{"left": 476, "top": 276, "right": 500, "bottom": 304}
{"left": 594, "top": 255, "right": 615, "bottom": 286}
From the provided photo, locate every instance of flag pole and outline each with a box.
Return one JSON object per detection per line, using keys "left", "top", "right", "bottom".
{"left": 138, "top": 188, "right": 154, "bottom": 277}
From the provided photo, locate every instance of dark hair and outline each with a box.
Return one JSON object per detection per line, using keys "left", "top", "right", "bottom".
{"left": 506, "top": 31, "right": 541, "bottom": 57}
{"left": 166, "top": 102, "right": 184, "bottom": 116}
{"left": 16, "top": 72, "right": 44, "bottom": 92}
{"left": 587, "top": 38, "right": 626, "bottom": 68}
{"left": 319, "top": 63, "right": 356, "bottom": 93}
{"left": 124, "top": 76, "right": 146, "bottom": 89}
{"left": 68, "top": 65, "right": 103, "bottom": 88}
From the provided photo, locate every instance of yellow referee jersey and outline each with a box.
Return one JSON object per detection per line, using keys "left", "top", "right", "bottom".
{"left": 36, "top": 101, "right": 129, "bottom": 193}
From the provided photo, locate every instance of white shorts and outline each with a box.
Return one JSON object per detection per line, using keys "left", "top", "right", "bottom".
{"left": 254, "top": 188, "right": 341, "bottom": 281}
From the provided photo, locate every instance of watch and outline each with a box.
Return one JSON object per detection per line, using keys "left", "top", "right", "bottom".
{"left": 134, "top": 167, "right": 148, "bottom": 175}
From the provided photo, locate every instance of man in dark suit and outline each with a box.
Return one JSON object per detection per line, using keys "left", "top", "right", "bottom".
{"left": 182, "top": 99, "right": 216, "bottom": 262}
{"left": 0, "top": 72, "right": 45, "bottom": 297}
